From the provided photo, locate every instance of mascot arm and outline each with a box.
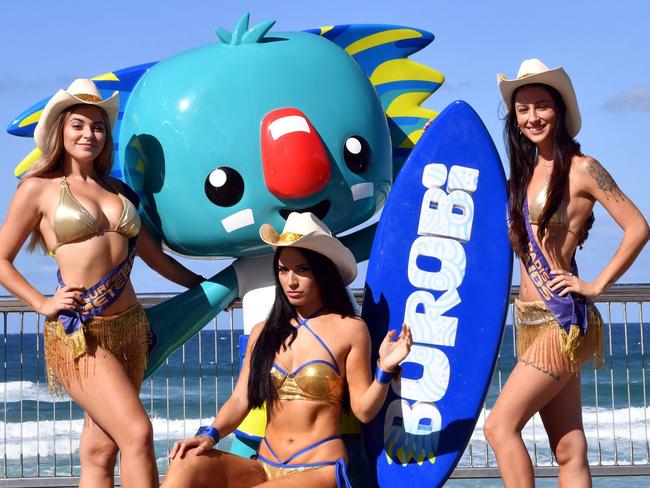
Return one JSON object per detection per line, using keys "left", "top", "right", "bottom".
{"left": 144, "top": 265, "right": 239, "bottom": 378}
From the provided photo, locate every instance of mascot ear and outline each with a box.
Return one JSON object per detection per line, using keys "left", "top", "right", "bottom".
{"left": 123, "top": 133, "right": 165, "bottom": 239}
{"left": 304, "top": 24, "right": 444, "bottom": 177}
{"left": 8, "top": 62, "right": 156, "bottom": 179}
{"left": 123, "top": 134, "right": 165, "bottom": 194}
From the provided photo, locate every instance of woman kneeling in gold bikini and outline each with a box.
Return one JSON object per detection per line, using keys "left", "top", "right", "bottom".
{"left": 0, "top": 79, "right": 203, "bottom": 488}
{"left": 163, "top": 212, "right": 412, "bottom": 487}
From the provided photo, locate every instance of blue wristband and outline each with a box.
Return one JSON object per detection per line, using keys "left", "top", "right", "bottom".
{"left": 375, "top": 362, "right": 396, "bottom": 384}
{"left": 195, "top": 425, "right": 220, "bottom": 446}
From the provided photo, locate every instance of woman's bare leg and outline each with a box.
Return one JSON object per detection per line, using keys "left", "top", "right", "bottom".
{"left": 77, "top": 414, "right": 118, "bottom": 488}
{"left": 484, "top": 362, "right": 576, "bottom": 488}
{"left": 539, "top": 373, "right": 591, "bottom": 488}
{"left": 60, "top": 347, "right": 158, "bottom": 488}
{"left": 163, "top": 449, "right": 265, "bottom": 488}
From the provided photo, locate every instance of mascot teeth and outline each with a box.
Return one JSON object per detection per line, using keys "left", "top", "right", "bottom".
{"left": 351, "top": 182, "right": 374, "bottom": 201}
{"left": 222, "top": 209, "right": 255, "bottom": 233}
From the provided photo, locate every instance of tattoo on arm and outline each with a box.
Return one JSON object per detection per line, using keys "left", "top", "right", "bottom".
{"left": 586, "top": 159, "right": 625, "bottom": 203}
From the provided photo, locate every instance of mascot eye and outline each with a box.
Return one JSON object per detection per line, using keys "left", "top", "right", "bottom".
{"left": 343, "top": 136, "right": 371, "bottom": 174}
{"left": 204, "top": 167, "right": 244, "bottom": 207}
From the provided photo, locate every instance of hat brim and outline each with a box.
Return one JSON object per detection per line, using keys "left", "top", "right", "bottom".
{"left": 34, "top": 89, "right": 119, "bottom": 149}
{"left": 497, "top": 66, "right": 581, "bottom": 137}
{"left": 260, "top": 224, "right": 358, "bottom": 285}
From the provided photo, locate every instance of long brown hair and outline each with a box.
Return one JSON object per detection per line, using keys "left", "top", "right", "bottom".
{"left": 22, "top": 105, "right": 114, "bottom": 253}
{"left": 505, "top": 83, "right": 592, "bottom": 257}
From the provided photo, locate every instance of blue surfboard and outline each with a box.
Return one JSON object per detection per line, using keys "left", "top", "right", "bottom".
{"left": 361, "top": 100, "right": 512, "bottom": 487}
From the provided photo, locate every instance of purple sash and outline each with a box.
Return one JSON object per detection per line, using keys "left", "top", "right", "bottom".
{"left": 522, "top": 199, "right": 588, "bottom": 336}
{"left": 56, "top": 239, "right": 136, "bottom": 339}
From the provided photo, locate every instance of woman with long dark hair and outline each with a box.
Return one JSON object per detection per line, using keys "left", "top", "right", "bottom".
{"left": 484, "top": 59, "right": 649, "bottom": 487}
{"left": 0, "top": 79, "right": 203, "bottom": 487}
{"left": 164, "top": 212, "right": 412, "bottom": 487}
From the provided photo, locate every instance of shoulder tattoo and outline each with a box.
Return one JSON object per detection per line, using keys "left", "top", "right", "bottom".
{"left": 586, "top": 158, "right": 625, "bottom": 203}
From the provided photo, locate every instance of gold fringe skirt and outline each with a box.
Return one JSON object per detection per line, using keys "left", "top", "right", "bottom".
{"left": 43, "top": 304, "right": 149, "bottom": 396}
{"left": 515, "top": 300, "right": 604, "bottom": 378}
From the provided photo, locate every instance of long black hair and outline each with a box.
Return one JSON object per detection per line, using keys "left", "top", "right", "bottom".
{"left": 247, "top": 247, "right": 357, "bottom": 414}
{"left": 505, "top": 83, "right": 593, "bottom": 256}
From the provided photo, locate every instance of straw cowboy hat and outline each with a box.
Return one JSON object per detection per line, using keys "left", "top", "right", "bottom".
{"left": 34, "top": 78, "right": 119, "bottom": 149}
{"left": 497, "top": 58, "right": 581, "bottom": 137}
{"left": 260, "top": 212, "right": 358, "bottom": 285}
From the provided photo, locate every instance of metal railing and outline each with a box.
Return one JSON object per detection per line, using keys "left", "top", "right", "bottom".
{"left": 0, "top": 284, "right": 648, "bottom": 486}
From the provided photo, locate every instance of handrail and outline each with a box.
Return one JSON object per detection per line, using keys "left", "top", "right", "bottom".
{"left": 1, "top": 283, "right": 649, "bottom": 311}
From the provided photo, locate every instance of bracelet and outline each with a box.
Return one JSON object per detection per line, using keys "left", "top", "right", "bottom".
{"left": 375, "top": 361, "right": 397, "bottom": 384}
{"left": 195, "top": 425, "right": 220, "bottom": 446}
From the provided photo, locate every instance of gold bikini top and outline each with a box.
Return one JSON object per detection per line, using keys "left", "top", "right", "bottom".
{"left": 528, "top": 181, "right": 566, "bottom": 226}
{"left": 270, "top": 361, "right": 345, "bottom": 405}
{"left": 528, "top": 181, "right": 581, "bottom": 240}
{"left": 270, "top": 318, "right": 345, "bottom": 406}
{"left": 53, "top": 177, "right": 141, "bottom": 250}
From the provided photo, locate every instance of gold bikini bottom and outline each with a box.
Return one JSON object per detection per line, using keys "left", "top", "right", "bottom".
{"left": 257, "top": 457, "right": 322, "bottom": 480}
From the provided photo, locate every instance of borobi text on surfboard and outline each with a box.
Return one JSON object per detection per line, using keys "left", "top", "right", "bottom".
{"left": 384, "top": 163, "right": 479, "bottom": 465}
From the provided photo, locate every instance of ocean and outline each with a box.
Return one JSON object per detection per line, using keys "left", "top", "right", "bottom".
{"left": 0, "top": 320, "right": 648, "bottom": 484}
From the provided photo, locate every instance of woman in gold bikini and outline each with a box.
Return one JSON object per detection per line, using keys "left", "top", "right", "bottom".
{"left": 163, "top": 212, "right": 413, "bottom": 487}
{"left": 0, "top": 79, "right": 203, "bottom": 488}
{"left": 483, "top": 59, "right": 649, "bottom": 487}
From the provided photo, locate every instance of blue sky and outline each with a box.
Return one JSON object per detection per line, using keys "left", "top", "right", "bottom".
{"left": 1, "top": 0, "right": 648, "bottom": 297}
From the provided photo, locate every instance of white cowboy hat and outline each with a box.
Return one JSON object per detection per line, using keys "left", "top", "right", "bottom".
{"left": 259, "top": 212, "right": 358, "bottom": 285}
{"left": 497, "top": 58, "right": 581, "bottom": 137}
{"left": 34, "top": 78, "right": 119, "bottom": 149}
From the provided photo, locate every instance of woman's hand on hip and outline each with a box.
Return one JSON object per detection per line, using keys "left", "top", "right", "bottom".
{"left": 37, "top": 285, "right": 85, "bottom": 318}
{"left": 548, "top": 269, "right": 604, "bottom": 298}
{"left": 378, "top": 323, "right": 413, "bottom": 372}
